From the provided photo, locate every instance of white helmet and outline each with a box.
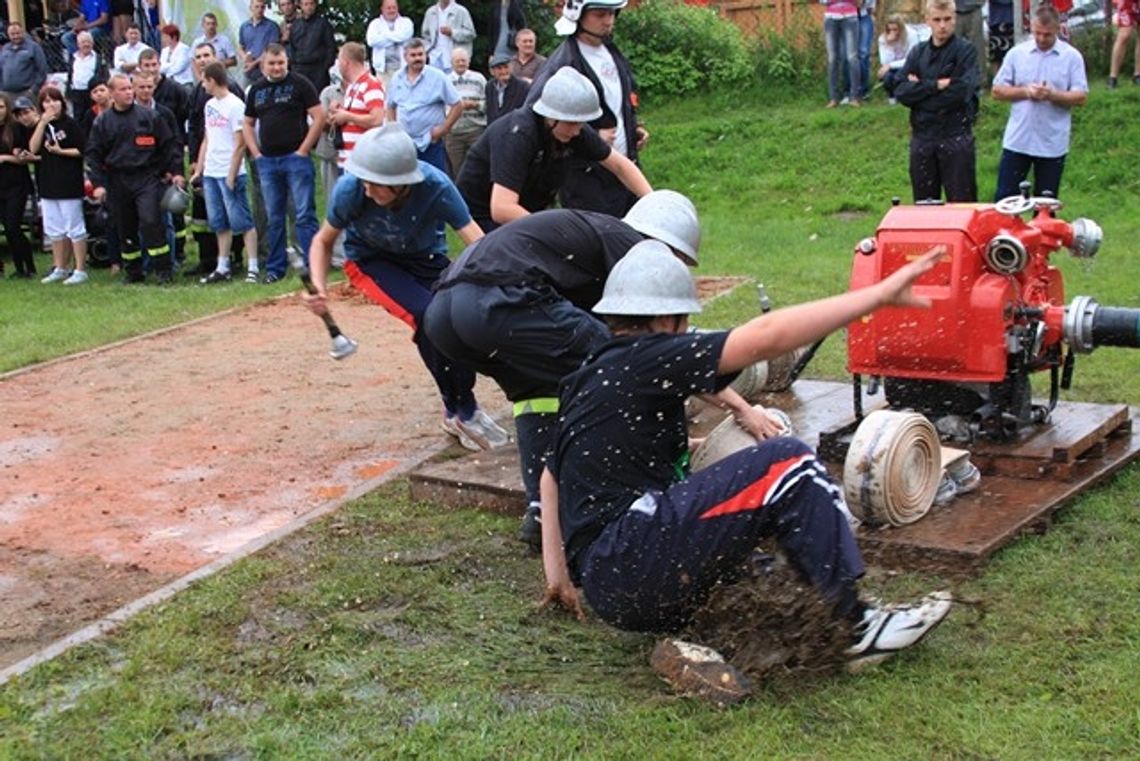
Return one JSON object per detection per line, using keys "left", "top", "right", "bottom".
{"left": 593, "top": 240, "right": 702, "bottom": 316}
{"left": 555, "top": 0, "right": 629, "bottom": 36}
{"left": 532, "top": 67, "right": 603, "bottom": 122}
{"left": 623, "top": 190, "right": 701, "bottom": 265}
{"left": 345, "top": 124, "right": 424, "bottom": 186}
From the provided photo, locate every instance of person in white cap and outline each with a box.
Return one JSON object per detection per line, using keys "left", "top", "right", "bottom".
{"left": 526, "top": 0, "right": 646, "bottom": 216}
{"left": 303, "top": 124, "right": 508, "bottom": 451}
{"left": 455, "top": 65, "right": 650, "bottom": 232}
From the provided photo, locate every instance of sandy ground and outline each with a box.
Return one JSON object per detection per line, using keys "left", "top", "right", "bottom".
{"left": 0, "top": 287, "right": 508, "bottom": 670}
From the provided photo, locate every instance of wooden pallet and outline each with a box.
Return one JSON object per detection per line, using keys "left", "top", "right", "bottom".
{"left": 408, "top": 380, "right": 1140, "bottom": 576}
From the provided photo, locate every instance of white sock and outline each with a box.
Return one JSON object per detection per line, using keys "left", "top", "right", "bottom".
{"left": 217, "top": 256, "right": 231, "bottom": 274}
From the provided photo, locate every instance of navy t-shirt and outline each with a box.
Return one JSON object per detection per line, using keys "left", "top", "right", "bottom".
{"left": 438, "top": 208, "right": 643, "bottom": 309}
{"left": 244, "top": 72, "right": 320, "bottom": 156}
{"left": 549, "top": 330, "right": 734, "bottom": 569}
{"left": 455, "top": 108, "right": 611, "bottom": 222}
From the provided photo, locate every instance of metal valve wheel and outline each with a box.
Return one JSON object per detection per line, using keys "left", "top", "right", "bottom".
{"left": 994, "top": 195, "right": 1035, "bottom": 216}
{"left": 1029, "top": 196, "right": 1064, "bottom": 212}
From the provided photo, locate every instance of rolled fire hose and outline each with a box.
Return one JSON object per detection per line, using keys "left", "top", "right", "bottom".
{"left": 690, "top": 406, "right": 793, "bottom": 472}
{"left": 843, "top": 410, "right": 941, "bottom": 526}
{"left": 728, "top": 361, "right": 769, "bottom": 402}
{"left": 762, "top": 348, "right": 806, "bottom": 392}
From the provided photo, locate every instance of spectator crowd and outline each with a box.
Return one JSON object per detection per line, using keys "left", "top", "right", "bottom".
{"left": 0, "top": 0, "right": 554, "bottom": 281}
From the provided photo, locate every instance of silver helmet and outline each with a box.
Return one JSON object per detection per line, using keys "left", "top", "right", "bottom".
{"left": 344, "top": 124, "right": 424, "bottom": 186}
{"left": 532, "top": 67, "right": 603, "bottom": 122}
{"left": 594, "top": 240, "right": 702, "bottom": 316}
{"left": 623, "top": 190, "right": 701, "bottom": 264}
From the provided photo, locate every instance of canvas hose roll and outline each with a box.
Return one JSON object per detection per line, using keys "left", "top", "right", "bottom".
{"left": 690, "top": 405, "right": 793, "bottom": 472}
{"left": 843, "top": 410, "right": 942, "bottom": 526}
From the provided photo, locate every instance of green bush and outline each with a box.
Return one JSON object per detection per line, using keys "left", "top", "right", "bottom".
{"left": 615, "top": 0, "right": 753, "bottom": 99}
{"left": 753, "top": 23, "right": 828, "bottom": 85}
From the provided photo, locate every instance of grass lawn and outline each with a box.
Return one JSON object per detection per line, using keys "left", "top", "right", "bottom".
{"left": 1, "top": 83, "right": 1139, "bottom": 758}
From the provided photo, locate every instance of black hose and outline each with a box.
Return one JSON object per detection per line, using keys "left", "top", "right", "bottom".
{"left": 1093, "top": 307, "right": 1140, "bottom": 349}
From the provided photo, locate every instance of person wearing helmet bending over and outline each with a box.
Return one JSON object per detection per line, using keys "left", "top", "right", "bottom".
{"left": 303, "top": 124, "right": 510, "bottom": 451}
{"left": 527, "top": 0, "right": 646, "bottom": 216}
{"left": 539, "top": 241, "right": 955, "bottom": 673}
{"left": 455, "top": 66, "right": 651, "bottom": 232}
{"left": 424, "top": 192, "right": 786, "bottom": 550}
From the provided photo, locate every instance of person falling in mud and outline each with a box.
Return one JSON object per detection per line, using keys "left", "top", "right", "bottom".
{"left": 538, "top": 240, "right": 953, "bottom": 671}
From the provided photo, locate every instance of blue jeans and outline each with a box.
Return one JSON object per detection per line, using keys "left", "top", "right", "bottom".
{"left": 994, "top": 150, "right": 1066, "bottom": 202}
{"left": 824, "top": 16, "right": 860, "bottom": 103}
{"left": 255, "top": 153, "right": 318, "bottom": 277}
{"left": 857, "top": 13, "right": 874, "bottom": 99}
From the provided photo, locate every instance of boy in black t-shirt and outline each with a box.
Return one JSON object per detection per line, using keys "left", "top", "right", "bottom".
{"left": 540, "top": 241, "right": 954, "bottom": 672}
{"left": 455, "top": 66, "right": 650, "bottom": 233}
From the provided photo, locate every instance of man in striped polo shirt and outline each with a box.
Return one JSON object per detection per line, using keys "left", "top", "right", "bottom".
{"left": 328, "top": 42, "right": 386, "bottom": 169}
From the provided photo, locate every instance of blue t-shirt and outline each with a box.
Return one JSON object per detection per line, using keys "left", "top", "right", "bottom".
{"left": 328, "top": 161, "right": 473, "bottom": 266}
{"left": 80, "top": 0, "right": 110, "bottom": 29}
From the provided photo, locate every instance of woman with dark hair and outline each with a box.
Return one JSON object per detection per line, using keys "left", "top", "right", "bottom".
{"left": 32, "top": 87, "right": 89, "bottom": 285}
{"left": 159, "top": 24, "right": 193, "bottom": 87}
{"left": 0, "top": 94, "right": 36, "bottom": 278}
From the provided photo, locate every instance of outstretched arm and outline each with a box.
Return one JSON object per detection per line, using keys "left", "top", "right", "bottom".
{"left": 719, "top": 246, "right": 945, "bottom": 374}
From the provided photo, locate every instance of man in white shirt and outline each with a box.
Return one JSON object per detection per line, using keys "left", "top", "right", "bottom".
{"left": 114, "top": 23, "right": 152, "bottom": 76}
{"left": 422, "top": 0, "right": 476, "bottom": 73}
{"left": 367, "top": 0, "right": 414, "bottom": 88}
{"left": 990, "top": 4, "right": 1087, "bottom": 200}
{"left": 529, "top": 0, "right": 647, "bottom": 217}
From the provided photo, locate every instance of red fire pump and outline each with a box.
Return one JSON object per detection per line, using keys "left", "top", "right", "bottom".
{"left": 847, "top": 195, "right": 1140, "bottom": 438}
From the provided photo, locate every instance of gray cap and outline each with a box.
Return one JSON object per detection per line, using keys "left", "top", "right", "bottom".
{"left": 12, "top": 96, "right": 35, "bottom": 112}
{"left": 593, "top": 240, "right": 702, "bottom": 316}
{"left": 532, "top": 66, "right": 603, "bottom": 122}
{"left": 345, "top": 124, "right": 425, "bottom": 186}
{"left": 489, "top": 53, "right": 512, "bottom": 68}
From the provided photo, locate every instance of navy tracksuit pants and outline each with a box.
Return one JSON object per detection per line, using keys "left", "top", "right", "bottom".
{"left": 574, "top": 438, "right": 865, "bottom": 633}
{"left": 424, "top": 281, "right": 610, "bottom": 502}
{"left": 346, "top": 255, "right": 477, "bottom": 419}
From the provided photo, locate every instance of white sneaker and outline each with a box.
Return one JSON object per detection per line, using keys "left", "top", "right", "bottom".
{"left": 41, "top": 268, "right": 70, "bottom": 283}
{"left": 441, "top": 410, "right": 510, "bottom": 451}
{"left": 441, "top": 415, "right": 481, "bottom": 451}
{"left": 62, "top": 270, "right": 89, "bottom": 285}
{"left": 846, "top": 590, "right": 952, "bottom": 672}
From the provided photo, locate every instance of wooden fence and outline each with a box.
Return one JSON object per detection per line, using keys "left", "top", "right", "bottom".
{"left": 712, "top": 0, "right": 925, "bottom": 38}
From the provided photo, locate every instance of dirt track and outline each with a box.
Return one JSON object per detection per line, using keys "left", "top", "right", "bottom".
{"left": 0, "top": 288, "right": 508, "bottom": 670}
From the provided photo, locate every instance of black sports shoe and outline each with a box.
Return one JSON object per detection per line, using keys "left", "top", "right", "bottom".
{"left": 200, "top": 270, "right": 232, "bottom": 285}
{"left": 1107, "top": 76, "right": 1118, "bottom": 89}
{"left": 518, "top": 502, "right": 542, "bottom": 551}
